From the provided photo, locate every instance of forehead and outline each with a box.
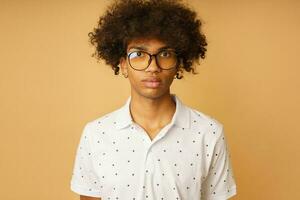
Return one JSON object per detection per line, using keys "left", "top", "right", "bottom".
{"left": 126, "top": 37, "right": 171, "bottom": 51}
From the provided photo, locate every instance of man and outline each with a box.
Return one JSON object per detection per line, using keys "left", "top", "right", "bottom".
{"left": 70, "top": 0, "right": 237, "bottom": 199}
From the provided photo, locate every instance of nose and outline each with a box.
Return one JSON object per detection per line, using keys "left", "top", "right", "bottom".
{"left": 145, "top": 55, "right": 162, "bottom": 72}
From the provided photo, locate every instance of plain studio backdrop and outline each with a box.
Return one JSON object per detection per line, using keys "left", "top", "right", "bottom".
{"left": 0, "top": 0, "right": 299, "bottom": 199}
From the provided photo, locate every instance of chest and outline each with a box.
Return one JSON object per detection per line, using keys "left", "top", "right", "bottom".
{"left": 89, "top": 127, "right": 212, "bottom": 199}
{"left": 144, "top": 128, "right": 160, "bottom": 141}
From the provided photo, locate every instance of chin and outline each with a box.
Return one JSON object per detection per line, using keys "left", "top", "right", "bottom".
{"left": 138, "top": 89, "right": 170, "bottom": 100}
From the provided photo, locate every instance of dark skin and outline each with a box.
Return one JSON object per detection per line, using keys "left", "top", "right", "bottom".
{"left": 80, "top": 195, "right": 101, "bottom": 200}
{"left": 119, "top": 37, "right": 177, "bottom": 141}
{"left": 79, "top": 37, "right": 178, "bottom": 199}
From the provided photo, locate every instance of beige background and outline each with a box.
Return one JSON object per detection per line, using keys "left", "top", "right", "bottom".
{"left": 1, "top": 0, "right": 299, "bottom": 199}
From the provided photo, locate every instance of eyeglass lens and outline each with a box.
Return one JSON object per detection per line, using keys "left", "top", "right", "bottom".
{"left": 128, "top": 50, "right": 178, "bottom": 70}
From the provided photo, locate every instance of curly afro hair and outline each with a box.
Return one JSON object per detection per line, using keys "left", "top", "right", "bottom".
{"left": 88, "top": 0, "right": 207, "bottom": 79}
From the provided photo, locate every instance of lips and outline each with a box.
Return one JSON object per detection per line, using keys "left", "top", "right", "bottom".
{"left": 142, "top": 77, "right": 161, "bottom": 88}
{"left": 142, "top": 77, "right": 161, "bottom": 82}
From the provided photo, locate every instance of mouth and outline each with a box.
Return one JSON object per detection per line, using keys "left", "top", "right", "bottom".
{"left": 142, "top": 78, "right": 161, "bottom": 88}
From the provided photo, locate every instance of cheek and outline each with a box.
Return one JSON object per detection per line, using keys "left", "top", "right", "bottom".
{"left": 165, "top": 71, "right": 177, "bottom": 82}
{"left": 165, "top": 76, "right": 175, "bottom": 86}
{"left": 127, "top": 71, "right": 142, "bottom": 85}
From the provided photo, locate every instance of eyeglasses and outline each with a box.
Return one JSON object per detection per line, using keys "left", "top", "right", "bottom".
{"left": 127, "top": 49, "right": 179, "bottom": 71}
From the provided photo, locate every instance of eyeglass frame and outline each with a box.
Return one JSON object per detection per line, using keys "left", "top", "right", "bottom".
{"left": 126, "top": 49, "right": 181, "bottom": 71}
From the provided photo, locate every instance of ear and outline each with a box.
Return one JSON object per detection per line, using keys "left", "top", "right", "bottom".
{"left": 119, "top": 57, "right": 128, "bottom": 74}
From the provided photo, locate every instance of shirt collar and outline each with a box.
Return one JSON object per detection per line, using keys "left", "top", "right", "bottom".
{"left": 114, "top": 93, "right": 191, "bottom": 130}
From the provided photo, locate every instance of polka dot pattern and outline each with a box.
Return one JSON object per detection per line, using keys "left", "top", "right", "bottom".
{"left": 70, "top": 94, "right": 237, "bottom": 200}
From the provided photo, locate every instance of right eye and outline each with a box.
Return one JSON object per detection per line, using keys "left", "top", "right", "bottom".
{"left": 129, "top": 51, "right": 145, "bottom": 59}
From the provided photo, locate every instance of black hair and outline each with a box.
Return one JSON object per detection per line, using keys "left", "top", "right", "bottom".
{"left": 88, "top": 0, "right": 207, "bottom": 79}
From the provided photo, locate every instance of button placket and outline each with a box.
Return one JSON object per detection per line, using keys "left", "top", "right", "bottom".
{"left": 145, "top": 148, "right": 154, "bottom": 175}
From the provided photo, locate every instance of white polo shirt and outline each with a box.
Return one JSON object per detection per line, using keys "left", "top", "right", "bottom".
{"left": 70, "top": 93, "right": 237, "bottom": 200}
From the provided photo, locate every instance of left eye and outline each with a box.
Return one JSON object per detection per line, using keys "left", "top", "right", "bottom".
{"left": 160, "top": 51, "right": 170, "bottom": 57}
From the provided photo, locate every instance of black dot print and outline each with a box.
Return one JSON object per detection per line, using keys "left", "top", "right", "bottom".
{"left": 71, "top": 95, "right": 236, "bottom": 199}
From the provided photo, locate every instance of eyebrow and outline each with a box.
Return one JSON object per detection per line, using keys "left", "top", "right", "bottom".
{"left": 128, "top": 45, "right": 174, "bottom": 52}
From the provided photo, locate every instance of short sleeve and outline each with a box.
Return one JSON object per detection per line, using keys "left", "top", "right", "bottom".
{"left": 201, "top": 124, "right": 237, "bottom": 200}
{"left": 70, "top": 122, "right": 102, "bottom": 198}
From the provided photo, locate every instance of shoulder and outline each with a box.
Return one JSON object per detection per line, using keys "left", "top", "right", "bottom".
{"left": 82, "top": 107, "right": 122, "bottom": 135}
{"left": 187, "top": 105, "right": 224, "bottom": 139}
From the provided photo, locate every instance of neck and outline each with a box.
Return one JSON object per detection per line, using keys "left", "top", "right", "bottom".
{"left": 129, "top": 92, "right": 176, "bottom": 129}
